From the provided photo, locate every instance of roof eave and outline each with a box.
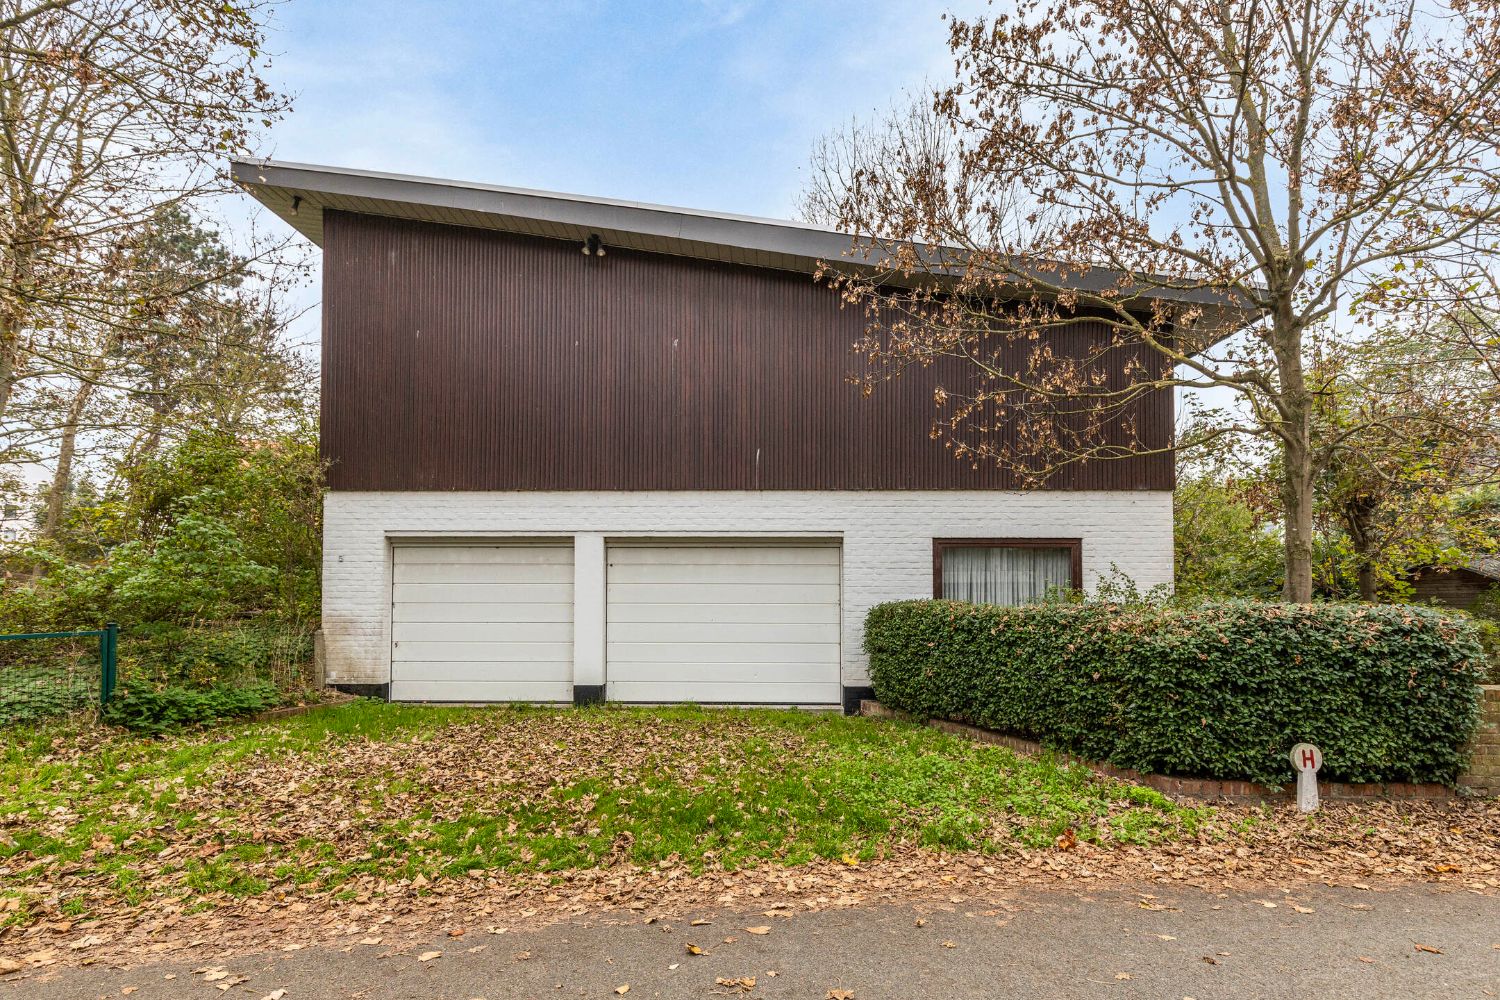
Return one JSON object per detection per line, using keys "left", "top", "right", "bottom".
{"left": 230, "top": 157, "right": 1262, "bottom": 337}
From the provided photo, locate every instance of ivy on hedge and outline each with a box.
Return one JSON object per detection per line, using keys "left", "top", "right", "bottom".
{"left": 864, "top": 599, "right": 1487, "bottom": 786}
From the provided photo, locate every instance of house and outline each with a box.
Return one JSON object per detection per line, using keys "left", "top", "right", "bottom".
{"left": 1412, "top": 557, "right": 1500, "bottom": 610}
{"left": 233, "top": 159, "right": 1250, "bottom": 711}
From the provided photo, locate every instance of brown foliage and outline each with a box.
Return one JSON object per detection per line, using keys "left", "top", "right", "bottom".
{"left": 804, "top": 0, "right": 1500, "bottom": 600}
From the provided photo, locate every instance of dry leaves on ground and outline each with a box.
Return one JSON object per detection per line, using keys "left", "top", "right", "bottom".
{"left": 1, "top": 711, "right": 1497, "bottom": 975}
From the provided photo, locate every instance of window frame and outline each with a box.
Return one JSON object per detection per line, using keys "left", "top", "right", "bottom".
{"left": 931, "top": 537, "right": 1084, "bottom": 600}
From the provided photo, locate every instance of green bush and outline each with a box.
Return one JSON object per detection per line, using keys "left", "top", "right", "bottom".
{"left": 102, "top": 680, "right": 281, "bottom": 735}
{"left": 120, "top": 620, "right": 315, "bottom": 690}
{"left": 864, "top": 599, "right": 1486, "bottom": 786}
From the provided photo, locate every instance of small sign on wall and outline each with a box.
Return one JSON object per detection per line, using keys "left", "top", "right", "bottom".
{"left": 1289, "top": 743, "right": 1322, "bottom": 812}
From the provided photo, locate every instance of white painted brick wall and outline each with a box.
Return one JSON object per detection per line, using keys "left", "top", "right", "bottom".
{"left": 323, "top": 490, "right": 1174, "bottom": 691}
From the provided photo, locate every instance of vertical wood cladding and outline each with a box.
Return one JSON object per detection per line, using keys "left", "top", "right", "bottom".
{"left": 321, "top": 211, "right": 1174, "bottom": 491}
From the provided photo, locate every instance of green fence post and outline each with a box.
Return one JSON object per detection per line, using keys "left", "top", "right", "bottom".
{"left": 101, "top": 622, "right": 118, "bottom": 706}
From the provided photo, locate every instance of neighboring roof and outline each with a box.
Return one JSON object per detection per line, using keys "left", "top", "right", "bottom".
{"left": 1469, "top": 556, "right": 1500, "bottom": 581}
{"left": 230, "top": 158, "right": 1257, "bottom": 334}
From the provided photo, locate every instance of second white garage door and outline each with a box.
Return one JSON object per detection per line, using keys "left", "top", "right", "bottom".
{"left": 605, "top": 541, "right": 841, "bottom": 705}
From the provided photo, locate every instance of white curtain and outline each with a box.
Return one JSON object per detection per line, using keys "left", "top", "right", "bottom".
{"left": 941, "top": 546, "right": 1073, "bottom": 605}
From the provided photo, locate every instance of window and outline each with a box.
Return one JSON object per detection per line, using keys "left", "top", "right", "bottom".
{"left": 932, "top": 538, "right": 1082, "bottom": 605}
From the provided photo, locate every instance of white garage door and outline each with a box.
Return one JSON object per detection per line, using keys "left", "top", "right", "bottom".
{"left": 391, "top": 543, "right": 573, "bottom": 702}
{"left": 605, "top": 541, "right": 841, "bottom": 705}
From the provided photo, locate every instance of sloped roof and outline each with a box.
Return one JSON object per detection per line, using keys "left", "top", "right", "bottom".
{"left": 231, "top": 157, "right": 1259, "bottom": 336}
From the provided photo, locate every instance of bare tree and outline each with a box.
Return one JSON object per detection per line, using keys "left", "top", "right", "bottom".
{"left": 0, "top": 0, "right": 290, "bottom": 436}
{"left": 805, "top": 0, "right": 1500, "bottom": 601}
{"left": 19, "top": 206, "right": 312, "bottom": 542}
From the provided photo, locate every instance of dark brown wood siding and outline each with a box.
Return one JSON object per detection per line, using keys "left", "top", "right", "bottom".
{"left": 1411, "top": 569, "right": 1496, "bottom": 609}
{"left": 321, "top": 211, "right": 1175, "bottom": 492}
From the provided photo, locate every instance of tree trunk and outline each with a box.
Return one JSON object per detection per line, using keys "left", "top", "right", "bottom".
{"left": 1273, "top": 316, "right": 1316, "bottom": 603}
{"left": 0, "top": 308, "right": 20, "bottom": 429}
{"left": 1280, "top": 445, "right": 1316, "bottom": 602}
{"left": 39, "top": 377, "right": 93, "bottom": 541}
{"left": 1343, "top": 497, "right": 1380, "bottom": 601}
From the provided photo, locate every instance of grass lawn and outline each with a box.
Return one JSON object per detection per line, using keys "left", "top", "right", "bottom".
{"left": 0, "top": 701, "right": 1205, "bottom": 922}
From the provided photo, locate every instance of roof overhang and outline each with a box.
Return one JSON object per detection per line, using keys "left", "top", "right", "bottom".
{"left": 230, "top": 158, "right": 1261, "bottom": 339}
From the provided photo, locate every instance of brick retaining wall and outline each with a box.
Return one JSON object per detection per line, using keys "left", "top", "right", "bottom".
{"left": 1459, "top": 685, "right": 1500, "bottom": 795}
{"left": 862, "top": 685, "right": 1500, "bottom": 803}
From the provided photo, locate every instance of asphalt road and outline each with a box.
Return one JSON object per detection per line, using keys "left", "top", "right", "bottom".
{"left": 10, "top": 883, "right": 1499, "bottom": 1000}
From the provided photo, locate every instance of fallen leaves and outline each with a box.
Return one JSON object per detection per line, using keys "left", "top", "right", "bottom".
{"left": 1414, "top": 944, "right": 1443, "bottom": 954}
{"left": 714, "top": 976, "right": 756, "bottom": 992}
{"left": 826, "top": 990, "right": 855, "bottom": 1000}
{"left": 417, "top": 950, "right": 442, "bottom": 962}
{"left": 745, "top": 926, "right": 771, "bottom": 935}
{"left": 614, "top": 985, "right": 630, "bottom": 995}
{"left": 3, "top": 707, "right": 1499, "bottom": 976}
{"left": 685, "top": 943, "right": 706, "bottom": 956}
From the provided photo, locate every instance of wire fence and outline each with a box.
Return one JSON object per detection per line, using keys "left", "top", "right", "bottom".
{"left": 0, "top": 620, "right": 316, "bottom": 728}
{"left": 0, "top": 625, "right": 116, "bottom": 727}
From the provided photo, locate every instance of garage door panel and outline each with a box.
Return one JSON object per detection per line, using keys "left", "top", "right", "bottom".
{"left": 604, "top": 661, "right": 843, "bottom": 684}
{"left": 391, "top": 543, "right": 573, "bottom": 702}
{"left": 389, "top": 679, "right": 572, "bottom": 702}
{"left": 392, "top": 545, "right": 571, "bottom": 565}
{"left": 391, "top": 660, "right": 571, "bottom": 683}
{"left": 608, "top": 642, "right": 839, "bottom": 664}
{"left": 607, "top": 546, "right": 839, "bottom": 566}
{"left": 606, "top": 622, "right": 838, "bottom": 644}
{"left": 606, "top": 543, "right": 840, "bottom": 706}
{"left": 392, "top": 640, "right": 574, "bottom": 663}
{"left": 607, "top": 582, "right": 839, "bottom": 604}
{"left": 607, "top": 562, "right": 840, "bottom": 585}
{"left": 395, "top": 562, "right": 573, "bottom": 584}
{"left": 607, "top": 602, "right": 842, "bottom": 626}
{"left": 394, "top": 601, "right": 574, "bottom": 625}
{"left": 606, "top": 681, "right": 841, "bottom": 704}
{"left": 393, "top": 582, "right": 574, "bottom": 605}
{"left": 393, "top": 621, "right": 573, "bottom": 643}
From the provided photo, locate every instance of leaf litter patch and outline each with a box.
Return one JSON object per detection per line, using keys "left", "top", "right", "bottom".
{"left": 0, "top": 703, "right": 1495, "bottom": 974}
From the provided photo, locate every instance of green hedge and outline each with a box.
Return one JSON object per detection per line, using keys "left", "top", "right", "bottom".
{"left": 864, "top": 600, "right": 1487, "bottom": 786}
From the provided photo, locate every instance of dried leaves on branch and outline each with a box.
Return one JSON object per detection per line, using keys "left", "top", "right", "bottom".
{"left": 803, "top": 0, "right": 1500, "bottom": 600}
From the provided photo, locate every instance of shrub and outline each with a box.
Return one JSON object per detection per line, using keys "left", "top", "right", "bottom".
{"left": 102, "top": 680, "right": 281, "bottom": 735}
{"left": 120, "top": 620, "right": 316, "bottom": 690}
{"left": 865, "top": 599, "right": 1486, "bottom": 786}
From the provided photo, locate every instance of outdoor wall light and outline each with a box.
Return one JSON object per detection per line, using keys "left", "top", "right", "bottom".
{"left": 582, "top": 233, "right": 606, "bottom": 257}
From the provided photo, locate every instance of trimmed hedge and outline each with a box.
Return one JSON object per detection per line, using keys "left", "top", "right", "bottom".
{"left": 864, "top": 599, "right": 1487, "bottom": 786}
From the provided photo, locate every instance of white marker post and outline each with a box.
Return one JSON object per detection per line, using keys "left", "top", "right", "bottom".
{"left": 1289, "top": 743, "right": 1322, "bottom": 813}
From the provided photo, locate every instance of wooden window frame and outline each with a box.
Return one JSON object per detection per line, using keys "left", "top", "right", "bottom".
{"left": 931, "top": 538, "right": 1084, "bottom": 599}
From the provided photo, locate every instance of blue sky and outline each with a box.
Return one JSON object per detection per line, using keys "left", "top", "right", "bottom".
{"left": 253, "top": 0, "right": 975, "bottom": 221}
